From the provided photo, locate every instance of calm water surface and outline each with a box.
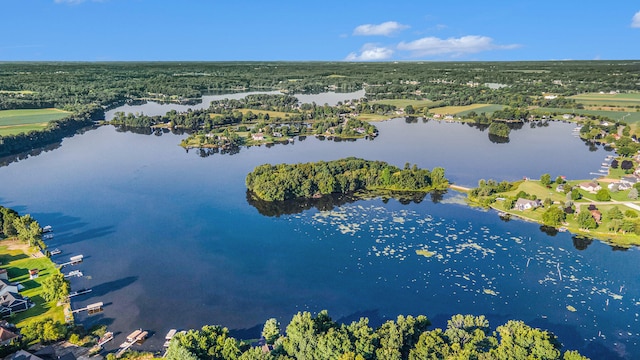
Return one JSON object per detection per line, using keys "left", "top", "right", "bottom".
{"left": 0, "top": 118, "right": 637, "bottom": 359}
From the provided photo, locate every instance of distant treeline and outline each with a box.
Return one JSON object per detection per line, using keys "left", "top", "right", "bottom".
{"left": 0, "top": 106, "right": 102, "bottom": 157}
{"left": 163, "top": 311, "right": 587, "bottom": 360}
{"left": 245, "top": 157, "right": 448, "bottom": 201}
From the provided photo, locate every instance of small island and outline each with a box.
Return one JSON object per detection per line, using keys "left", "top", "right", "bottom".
{"left": 246, "top": 157, "right": 449, "bottom": 202}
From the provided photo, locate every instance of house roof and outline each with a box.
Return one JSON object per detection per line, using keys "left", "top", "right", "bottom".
{"left": 0, "top": 292, "right": 26, "bottom": 306}
{"left": 10, "top": 350, "right": 44, "bottom": 360}
{"left": 515, "top": 198, "right": 539, "bottom": 206}
{"left": 0, "top": 326, "right": 18, "bottom": 342}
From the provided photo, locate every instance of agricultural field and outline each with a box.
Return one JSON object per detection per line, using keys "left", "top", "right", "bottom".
{"left": 571, "top": 92, "right": 640, "bottom": 107}
{"left": 430, "top": 104, "right": 504, "bottom": 116}
{"left": 372, "top": 98, "right": 437, "bottom": 110}
{"left": 534, "top": 107, "right": 640, "bottom": 123}
{"left": 0, "top": 108, "right": 70, "bottom": 136}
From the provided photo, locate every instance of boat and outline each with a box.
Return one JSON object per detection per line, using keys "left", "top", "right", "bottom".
{"left": 42, "top": 225, "right": 53, "bottom": 233}
{"left": 50, "top": 249, "right": 61, "bottom": 256}
{"left": 98, "top": 331, "right": 114, "bottom": 346}
{"left": 559, "top": 227, "right": 568, "bottom": 232}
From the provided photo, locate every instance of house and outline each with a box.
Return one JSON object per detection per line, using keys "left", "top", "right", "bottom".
{"left": 9, "top": 350, "right": 44, "bottom": 360}
{"left": 0, "top": 324, "right": 19, "bottom": 346}
{"left": 251, "top": 133, "right": 264, "bottom": 141}
{"left": 0, "top": 280, "right": 18, "bottom": 297}
{"left": 556, "top": 184, "right": 565, "bottom": 192}
{"left": 0, "top": 269, "right": 8, "bottom": 281}
{"left": 29, "top": 269, "right": 38, "bottom": 280}
{"left": 590, "top": 210, "right": 602, "bottom": 223}
{"left": 562, "top": 114, "right": 573, "bottom": 120}
{"left": 272, "top": 132, "right": 282, "bottom": 138}
{"left": 514, "top": 198, "right": 541, "bottom": 211}
{"left": 578, "top": 182, "right": 601, "bottom": 192}
{"left": 0, "top": 293, "right": 31, "bottom": 317}
{"left": 621, "top": 175, "right": 639, "bottom": 186}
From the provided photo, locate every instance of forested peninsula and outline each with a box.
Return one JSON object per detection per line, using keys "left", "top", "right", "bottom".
{"left": 245, "top": 158, "right": 448, "bottom": 202}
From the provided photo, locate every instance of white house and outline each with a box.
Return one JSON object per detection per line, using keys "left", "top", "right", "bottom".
{"left": 578, "top": 182, "right": 601, "bottom": 193}
{"left": 514, "top": 198, "right": 541, "bottom": 211}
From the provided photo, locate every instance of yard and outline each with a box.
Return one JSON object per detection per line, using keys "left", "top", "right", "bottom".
{"left": 0, "top": 241, "right": 65, "bottom": 327}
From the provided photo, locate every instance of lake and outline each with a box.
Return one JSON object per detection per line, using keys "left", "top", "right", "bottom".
{"left": 0, "top": 111, "right": 638, "bottom": 358}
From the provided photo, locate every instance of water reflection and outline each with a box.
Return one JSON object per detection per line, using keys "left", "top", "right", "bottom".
{"left": 246, "top": 190, "right": 435, "bottom": 217}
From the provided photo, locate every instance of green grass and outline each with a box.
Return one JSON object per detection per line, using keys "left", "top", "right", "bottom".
{"left": 501, "top": 180, "right": 567, "bottom": 203}
{"left": 0, "top": 108, "right": 70, "bottom": 136}
{"left": 534, "top": 107, "right": 640, "bottom": 123}
{"left": 457, "top": 104, "right": 506, "bottom": 117}
{"left": 571, "top": 92, "right": 640, "bottom": 103}
{"left": 356, "top": 113, "right": 393, "bottom": 121}
{"left": 0, "top": 243, "right": 65, "bottom": 327}
{"left": 0, "top": 123, "right": 49, "bottom": 136}
{"left": 0, "top": 108, "right": 70, "bottom": 126}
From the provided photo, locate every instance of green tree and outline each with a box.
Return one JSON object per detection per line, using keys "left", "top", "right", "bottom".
{"left": 555, "top": 176, "right": 565, "bottom": 185}
{"left": 576, "top": 211, "right": 597, "bottom": 230}
{"left": 595, "top": 188, "right": 611, "bottom": 201}
{"left": 404, "top": 105, "right": 415, "bottom": 115}
{"left": 542, "top": 207, "right": 565, "bottom": 227}
{"left": 262, "top": 318, "right": 281, "bottom": 345}
{"left": 488, "top": 122, "right": 510, "bottom": 138}
{"left": 607, "top": 206, "right": 623, "bottom": 220}
{"left": 625, "top": 209, "right": 638, "bottom": 218}
{"left": 607, "top": 219, "right": 622, "bottom": 232}
{"left": 571, "top": 188, "right": 582, "bottom": 200}
{"left": 628, "top": 188, "right": 639, "bottom": 200}
{"left": 540, "top": 173, "right": 551, "bottom": 187}
{"left": 42, "top": 270, "right": 70, "bottom": 302}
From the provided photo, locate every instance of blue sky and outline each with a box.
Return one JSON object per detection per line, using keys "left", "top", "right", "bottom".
{"left": 2, "top": 0, "right": 639, "bottom": 61}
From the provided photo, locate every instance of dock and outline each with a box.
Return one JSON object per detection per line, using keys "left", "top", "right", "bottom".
{"left": 71, "top": 301, "right": 103, "bottom": 314}
{"left": 116, "top": 329, "right": 148, "bottom": 358}
{"left": 58, "top": 254, "right": 83, "bottom": 268}
{"left": 68, "top": 288, "right": 92, "bottom": 298}
{"left": 163, "top": 329, "right": 177, "bottom": 347}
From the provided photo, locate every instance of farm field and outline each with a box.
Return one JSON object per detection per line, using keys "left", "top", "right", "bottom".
{"left": 430, "top": 104, "right": 504, "bottom": 116}
{"left": 570, "top": 93, "right": 640, "bottom": 109}
{"left": 372, "top": 98, "right": 437, "bottom": 110}
{"left": 0, "top": 108, "right": 70, "bottom": 136}
{"left": 534, "top": 107, "right": 640, "bottom": 123}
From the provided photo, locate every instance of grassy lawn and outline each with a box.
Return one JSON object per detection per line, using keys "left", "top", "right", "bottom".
{"left": 430, "top": 104, "right": 503, "bottom": 116}
{"left": 0, "top": 90, "right": 36, "bottom": 95}
{"left": 502, "top": 180, "right": 567, "bottom": 203}
{"left": 0, "top": 241, "right": 64, "bottom": 327}
{"left": 356, "top": 113, "right": 393, "bottom": 121}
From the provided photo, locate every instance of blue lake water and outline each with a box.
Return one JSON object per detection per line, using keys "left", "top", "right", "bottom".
{"left": 0, "top": 117, "right": 638, "bottom": 359}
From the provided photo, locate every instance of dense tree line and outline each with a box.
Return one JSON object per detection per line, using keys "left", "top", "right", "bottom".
{"left": 164, "top": 310, "right": 586, "bottom": 360}
{"left": 0, "top": 106, "right": 102, "bottom": 157}
{"left": 246, "top": 158, "right": 448, "bottom": 201}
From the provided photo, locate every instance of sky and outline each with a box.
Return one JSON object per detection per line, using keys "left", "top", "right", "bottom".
{"left": 1, "top": 0, "right": 639, "bottom": 61}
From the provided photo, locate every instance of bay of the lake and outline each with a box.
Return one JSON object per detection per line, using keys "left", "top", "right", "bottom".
{"left": 0, "top": 112, "right": 637, "bottom": 358}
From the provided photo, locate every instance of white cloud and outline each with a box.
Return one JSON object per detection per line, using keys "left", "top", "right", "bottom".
{"left": 397, "top": 35, "right": 519, "bottom": 57}
{"left": 345, "top": 44, "right": 394, "bottom": 61}
{"left": 632, "top": 11, "right": 640, "bottom": 28}
{"left": 353, "top": 21, "right": 409, "bottom": 36}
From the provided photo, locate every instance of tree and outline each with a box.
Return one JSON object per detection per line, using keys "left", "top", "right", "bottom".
{"left": 576, "top": 211, "right": 597, "bottom": 230}
{"left": 571, "top": 188, "right": 582, "bottom": 200}
{"left": 611, "top": 159, "right": 619, "bottom": 169}
{"left": 621, "top": 160, "right": 633, "bottom": 170}
{"left": 404, "top": 105, "right": 415, "bottom": 115}
{"left": 607, "top": 219, "right": 622, "bottom": 232}
{"left": 628, "top": 188, "right": 638, "bottom": 200}
{"left": 542, "top": 207, "right": 565, "bottom": 227}
{"left": 42, "top": 271, "right": 70, "bottom": 302}
{"left": 555, "top": 176, "right": 565, "bottom": 185}
{"left": 595, "top": 188, "right": 611, "bottom": 201}
{"left": 488, "top": 122, "right": 510, "bottom": 138}
{"left": 607, "top": 206, "right": 623, "bottom": 220}
{"left": 262, "top": 318, "right": 281, "bottom": 345}
{"left": 625, "top": 209, "right": 638, "bottom": 218}
{"left": 621, "top": 220, "right": 636, "bottom": 233}
{"left": 540, "top": 173, "right": 551, "bottom": 187}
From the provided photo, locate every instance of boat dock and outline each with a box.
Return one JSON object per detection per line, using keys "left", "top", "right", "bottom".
{"left": 58, "top": 255, "right": 83, "bottom": 268}
{"left": 163, "top": 329, "right": 177, "bottom": 348}
{"left": 116, "top": 329, "right": 148, "bottom": 358}
{"left": 68, "top": 288, "right": 92, "bottom": 298}
{"left": 71, "top": 301, "right": 103, "bottom": 314}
